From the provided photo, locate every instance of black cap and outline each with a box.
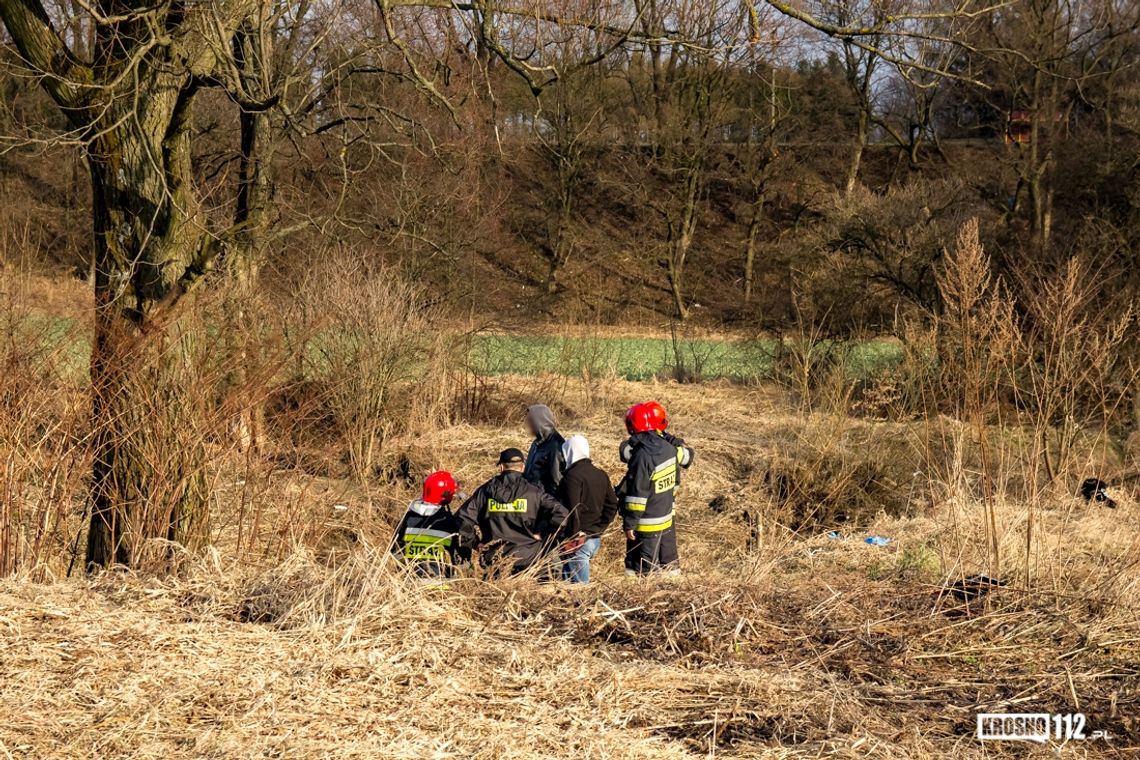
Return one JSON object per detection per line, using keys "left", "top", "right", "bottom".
{"left": 497, "top": 448, "right": 525, "bottom": 465}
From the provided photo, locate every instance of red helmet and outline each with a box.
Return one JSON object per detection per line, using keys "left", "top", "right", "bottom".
{"left": 625, "top": 403, "right": 657, "bottom": 434}
{"left": 422, "top": 470, "right": 458, "bottom": 505}
{"left": 644, "top": 400, "right": 668, "bottom": 431}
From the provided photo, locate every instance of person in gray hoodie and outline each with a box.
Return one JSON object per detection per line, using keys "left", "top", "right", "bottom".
{"left": 523, "top": 404, "right": 565, "bottom": 495}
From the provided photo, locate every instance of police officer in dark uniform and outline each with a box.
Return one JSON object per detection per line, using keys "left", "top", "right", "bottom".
{"left": 457, "top": 448, "right": 571, "bottom": 576}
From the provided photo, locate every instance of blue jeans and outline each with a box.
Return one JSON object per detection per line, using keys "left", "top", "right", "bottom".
{"left": 562, "top": 537, "right": 601, "bottom": 584}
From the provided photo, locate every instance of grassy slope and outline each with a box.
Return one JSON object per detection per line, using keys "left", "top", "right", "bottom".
{"left": 26, "top": 318, "right": 905, "bottom": 385}
{"left": 4, "top": 272, "right": 904, "bottom": 384}
{"left": 2, "top": 378, "right": 1137, "bottom": 759}
{"left": 471, "top": 334, "right": 902, "bottom": 382}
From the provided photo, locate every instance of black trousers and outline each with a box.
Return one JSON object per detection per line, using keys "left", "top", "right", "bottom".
{"left": 624, "top": 527, "right": 679, "bottom": 575}
{"left": 480, "top": 542, "right": 555, "bottom": 579}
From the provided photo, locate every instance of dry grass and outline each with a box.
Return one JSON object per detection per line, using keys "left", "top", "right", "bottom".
{"left": 1, "top": 241, "right": 1139, "bottom": 758}
{"left": 2, "top": 375, "right": 1138, "bottom": 758}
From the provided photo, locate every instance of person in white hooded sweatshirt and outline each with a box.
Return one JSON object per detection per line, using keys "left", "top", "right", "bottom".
{"left": 556, "top": 435, "right": 619, "bottom": 583}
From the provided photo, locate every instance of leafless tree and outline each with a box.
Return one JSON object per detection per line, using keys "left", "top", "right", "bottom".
{"left": 508, "top": 8, "right": 625, "bottom": 294}
{"left": 971, "top": 0, "right": 1140, "bottom": 250}
{"left": 613, "top": 0, "right": 740, "bottom": 320}
{"left": 0, "top": 0, "right": 644, "bottom": 568}
{"left": 729, "top": 9, "right": 795, "bottom": 303}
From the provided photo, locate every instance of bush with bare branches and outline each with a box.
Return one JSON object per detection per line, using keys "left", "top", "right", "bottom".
{"left": 290, "top": 253, "right": 450, "bottom": 479}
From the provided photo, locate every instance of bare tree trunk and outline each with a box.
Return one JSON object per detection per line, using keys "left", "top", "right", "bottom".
{"left": 845, "top": 108, "right": 868, "bottom": 197}
{"left": 84, "top": 96, "right": 211, "bottom": 566}
{"left": 743, "top": 196, "right": 765, "bottom": 303}
{"left": 227, "top": 24, "right": 275, "bottom": 452}
{"left": 668, "top": 248, "right": 690, "bottom": 321}
{"left": 85, "top": 309, "right": 132, "bottom": 568}
{"left": 668, "top": 167, "right": 702, "bottom": 320}
{"left": 74, "top": 9, "right": 222, "bottom": 568}
{"left": 545, "top": 180, "right": 574, "bottom": 294}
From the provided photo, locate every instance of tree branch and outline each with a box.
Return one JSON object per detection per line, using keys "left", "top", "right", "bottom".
{"left": 762, "top": 0, "right": 1002, "bottom": 86}
{"left": 0, "top": 0, "right": 92, "bottom": 117}
{"left": 387, "top": 0, "right": 678, "bottom": 42}
{"left": 762, "top": 0, "right": 1003, "bottom": 37}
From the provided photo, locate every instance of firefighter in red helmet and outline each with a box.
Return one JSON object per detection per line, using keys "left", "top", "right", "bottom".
{"left": 393, "top": 470, "right": 467, "bottom": 579}
{"left": 617, "top": 402, "right": 694, "bottom": 575}
{"left": 620, "top": 400, "right": 694, "bottom": 469}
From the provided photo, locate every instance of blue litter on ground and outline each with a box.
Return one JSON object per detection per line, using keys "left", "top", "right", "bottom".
{"left": 864, "top": 536, "right": 891, "bottom": 547}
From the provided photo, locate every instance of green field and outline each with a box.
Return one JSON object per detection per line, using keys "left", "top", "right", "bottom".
{"left": 22, "top": 319, "right": 904, "bottom": 385}
{"left": 470, "top": 334, "right": 903, "bottom": 382}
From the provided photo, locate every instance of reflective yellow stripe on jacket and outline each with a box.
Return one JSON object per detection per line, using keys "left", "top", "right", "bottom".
{"left": 651, "top": 457, "right": 677, "bottom": 494}
{"left": 624, "top": 495, "right": 648, "bottom": 513}
{"left": 634, "top": 511, "right": 674, "bottom": 533}
{"left": 403, "top": 527, "right": 452, "bottom": 560}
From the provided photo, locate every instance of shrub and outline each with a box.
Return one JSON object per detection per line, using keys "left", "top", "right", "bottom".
{"left": 289, "top": 253, "right": 449, "bottom": 479}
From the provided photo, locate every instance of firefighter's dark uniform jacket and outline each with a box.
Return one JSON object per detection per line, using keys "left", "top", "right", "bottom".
{"left": 619, "top": 431, "right": 694, "bottom": 573}
{"left": 524, "top": 405, "right": 565, "bottom": 495}
{"left": 457, "top": 470, "right": 570, "bottom": 572}
{"left": 619, "top": 431, "right": 694, "bottom": 470}
{"left": 393, "top": 499, "right": 462, "bottom": 578}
